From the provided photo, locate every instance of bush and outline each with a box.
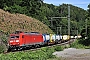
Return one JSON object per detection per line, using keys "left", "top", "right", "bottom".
{"left": 0, "top": 34, "right": 8, "bottom": 53}
{"left": 0, "top": 47, "right": 56, "bottom": 60}
{"left": 54, "top": 46, "right": 64, "bottom": 51}
{"left": 0, "top": 45, "right": 6, "bottom": 53}
{"left": 0, "top": 35, "right": 8, "bottom": 44}
{"left": 70, "top": 39, "right": 86, "bottom": 49}
{"left": 0, "top": 43, "right": 66, "bottom": 60}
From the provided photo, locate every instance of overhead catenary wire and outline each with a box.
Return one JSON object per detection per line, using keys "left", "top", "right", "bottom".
{"left": 49, "top": 5, "right": 70, "bottom": 35}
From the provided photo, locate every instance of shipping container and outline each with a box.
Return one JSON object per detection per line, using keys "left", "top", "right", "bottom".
{"left": 42, "top": 34, "right": 50, "bottom": 44}
{"left": 50, "top": 34, "right": 56, "bottom": 43}
{"left": 62, "top": 35, "right": 70, "bottom": 41}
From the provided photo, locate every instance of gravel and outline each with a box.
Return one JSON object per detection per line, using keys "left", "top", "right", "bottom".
{"left": 53, "top": 48, "right": 90, "bottom": 60}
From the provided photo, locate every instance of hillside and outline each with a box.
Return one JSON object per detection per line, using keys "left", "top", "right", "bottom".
{"left": 0, "top": 0, "right": 87, "bottom": 35}
{"left": 0, "top": 9, "right": 53, "bottom": 34}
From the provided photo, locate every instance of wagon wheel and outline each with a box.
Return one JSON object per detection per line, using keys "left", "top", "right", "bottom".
{"left": 35, "top": 44, "right": 40, "bottom": 48}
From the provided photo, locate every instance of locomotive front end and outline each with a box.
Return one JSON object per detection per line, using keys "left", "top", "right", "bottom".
{"left": 8, "top": 34, "right": 20, "bottom": 48}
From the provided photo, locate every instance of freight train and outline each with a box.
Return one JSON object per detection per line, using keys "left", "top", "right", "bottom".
{"left": 8, "top": 31, "right": 80, "bottom": 51}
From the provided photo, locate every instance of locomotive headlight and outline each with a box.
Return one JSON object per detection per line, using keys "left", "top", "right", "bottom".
{"left": 10, "top": 40, "right": 13, "bottom": 43}
{"left": 16, "top": 40, "right": 19, "bottom": 42}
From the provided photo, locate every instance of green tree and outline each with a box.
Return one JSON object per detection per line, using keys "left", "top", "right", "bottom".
{"left": 80, "top": 4, "right": 90, "bottom": 46}
{"left": 0, "top": 0, "right": 87, "bottom": 34}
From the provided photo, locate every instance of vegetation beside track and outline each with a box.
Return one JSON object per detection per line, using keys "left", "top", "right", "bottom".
{"left": 0, "top": 45, "right": 68, "bottom": 60}
{"left": 70, "top": 39, "right": 90, "bottom": 49}
{"left": 0, "top": 33, "right": 8, "bottom": 53}
{"left": 0, "top": 38, "right": 90, "bottom": 60}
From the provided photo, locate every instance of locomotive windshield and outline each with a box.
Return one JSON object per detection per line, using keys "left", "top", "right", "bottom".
{"left": 10, "top": 36, "right": 19, "bottom": 39}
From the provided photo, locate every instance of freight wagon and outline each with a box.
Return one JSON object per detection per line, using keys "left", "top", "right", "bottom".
{"left": 8, "top": 31, "right": 71, "bottom": 51}
{"left": 42, "top": 34, "right": 62, "bottom": 45}
{"left": 62, "top": 35, "right": 70, "bottom": 42}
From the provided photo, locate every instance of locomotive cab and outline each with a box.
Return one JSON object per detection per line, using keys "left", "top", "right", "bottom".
{"left": 8, "top": 34, "right": 20, "bottom": 48}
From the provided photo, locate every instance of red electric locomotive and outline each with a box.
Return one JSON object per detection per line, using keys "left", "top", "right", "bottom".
{"left": 8, "top": 31, "right": 44, "bottom": 50}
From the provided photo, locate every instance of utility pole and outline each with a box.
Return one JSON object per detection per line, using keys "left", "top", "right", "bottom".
{"left": 86, "top": 19, "right": 87, "bottom": 36}
{"left": 60, "top": 26, "right": 62, "bottom": 35}
{"left": 57, "top": 27, "right": 62, "bottom": 34}
{"left": 49, "top": 5, "right": 70, "bottom": 35}
{"left": 49, "top": 17, "right": 67, "bottom": 27}
{"left": 49, "top": 18, "right": 53, "bottom": 27}
{"left": 51, "top": 18, "right": 53, "bottom": 27}
{"left": 57, "top": 27, "right": 59, "bottom": 34}
{"left": 49, "top": 17, "right": 67, "bottom": 34}
{"left": 68, "top": 5, "right": 70, "bottom": 35}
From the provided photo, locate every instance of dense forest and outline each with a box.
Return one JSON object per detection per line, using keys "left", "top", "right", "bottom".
{"left": 0, "top": 0, "right": 90, "bottom": 36}
{"left": 0, "top": 0, "right": 88, "bottom": 36}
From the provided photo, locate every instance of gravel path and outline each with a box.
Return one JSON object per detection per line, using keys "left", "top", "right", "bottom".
{"left": 53, "top": 48, "right": 90, "bottom": 60}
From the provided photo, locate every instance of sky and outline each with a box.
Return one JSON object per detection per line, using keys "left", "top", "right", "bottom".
{"left": 43, "top": 0, "right": 90, "bottom": 10}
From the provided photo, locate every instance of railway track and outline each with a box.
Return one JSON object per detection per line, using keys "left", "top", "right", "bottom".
{"left": 4, "top": 39, "right": 75, "bottom": 54}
